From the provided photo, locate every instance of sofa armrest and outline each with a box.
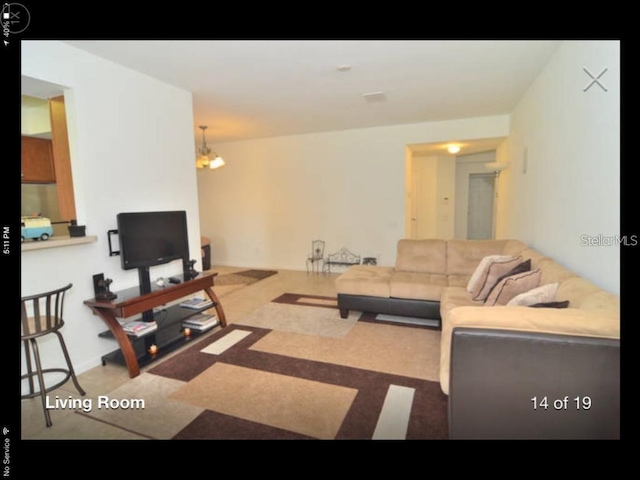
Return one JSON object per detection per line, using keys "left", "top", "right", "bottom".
{"left": 448, "top": 327, "right": 620, "bottom": 439}
{"left": 440, "top": 306, "right": 620, "bottom": 395}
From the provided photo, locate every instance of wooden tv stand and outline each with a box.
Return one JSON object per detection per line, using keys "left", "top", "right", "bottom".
{"left": 84, "top": 272, "right": 226, "bottom": 378}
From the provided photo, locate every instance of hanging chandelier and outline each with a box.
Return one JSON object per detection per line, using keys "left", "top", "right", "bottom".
{"left": 196, "top": 125, "right": 225, "bottom": 169}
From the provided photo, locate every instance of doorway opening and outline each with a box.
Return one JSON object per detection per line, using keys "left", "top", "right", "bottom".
{"left": 466, "top": 173, "right": 495, "bottom": 240}
{"left": 405, "top": 137, "right": 506, "bottom": 240}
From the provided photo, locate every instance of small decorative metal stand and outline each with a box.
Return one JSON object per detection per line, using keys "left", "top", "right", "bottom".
{"left": 323, "top": 248, "right": 361, "bottom": 273}
{"left": 306, "top": 239, "right": 325, "bottom": 274}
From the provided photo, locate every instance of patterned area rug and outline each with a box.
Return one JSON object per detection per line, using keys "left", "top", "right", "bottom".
{"left": 79, "top": 294, "right": 448, "bottom": 440}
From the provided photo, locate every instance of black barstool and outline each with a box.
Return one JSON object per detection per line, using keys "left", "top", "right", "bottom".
{"left": 21, "top": 283, "right": 86, "bottom": 427}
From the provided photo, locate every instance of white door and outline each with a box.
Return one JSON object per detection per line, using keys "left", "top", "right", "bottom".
{"left": 410, "top": 157, "right": 439, "bottom": 238}
{"left": 409, "top": 162, "right": 419, "bottom": 238}
{"left": 467, "top": 173, "right": 495, "bottom": 239}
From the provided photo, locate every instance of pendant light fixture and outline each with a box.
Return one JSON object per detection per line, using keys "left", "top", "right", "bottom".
{"left": 196, "top": 125, "right": 225, "bottom": 169}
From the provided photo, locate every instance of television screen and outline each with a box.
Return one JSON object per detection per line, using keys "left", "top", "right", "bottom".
{"left": 117, "top": 211, "right": 190, "bottom": 271}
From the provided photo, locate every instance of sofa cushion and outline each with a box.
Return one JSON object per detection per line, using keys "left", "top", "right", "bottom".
{"left": 517, "top": 248, "right": 549, "bottom": 269}
{"left": 390, "top": 272, "right": 447, "bottom": 302}
{"left": 448, "top": 274, "right": 471, "bottom": 288}
{"left": 471, "top": 256, "right": 523, "bottom": 301}
{"left": 497, "top": 258, "right": 532, "bottom": 282}
{"left": 500, "top": 239, "right": 529, "bottom": 258}
{"left": 440, "top": 286, "right": 483, "bottom": 325}
{"left": 395, "top": 239, "right": 447, "bottom": 274}
{"left": 466, "top": 255, "right": 515, "bottom": 293}
{"left": 335, "top": 265, "right": 393, "bottom": 298}
{"left": 506, "top": 282, "right": 559, "bottom": 306}
{"left": 538, "top": 258, "right": 578, "bottom": 285}
{"left": 555, "top": 277, "right": 609, "bottom": 310}
{"left": 446, "top": 239, "right": 508, "bottom": 276}
{"left": 484, "top": 269, "right": 542, "bottom": 306}
{"left": 579, "top": 291, "right": 620, "bottom": 317}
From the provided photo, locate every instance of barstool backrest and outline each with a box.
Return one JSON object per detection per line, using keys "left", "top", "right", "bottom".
{"left": 21, "top": 283, "right": 73, "bottom": 340}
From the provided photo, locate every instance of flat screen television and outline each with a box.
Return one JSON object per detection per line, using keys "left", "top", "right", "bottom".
{"left": 117, "top": 211, "right": 190, "bottom": 308}
{"left": 117, "top": 210, "right": 190, "bottom": 271}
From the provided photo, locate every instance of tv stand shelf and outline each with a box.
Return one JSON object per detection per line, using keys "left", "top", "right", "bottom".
{"left": 99, "top": 303, "right": 215, "bottom": 369}
{"left": 85, "top": 272, "right": 226, "bottom": 378}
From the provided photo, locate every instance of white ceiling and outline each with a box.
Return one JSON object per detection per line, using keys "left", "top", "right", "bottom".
{"left": 51, "top": 40, "right": 561, "bottom": 151}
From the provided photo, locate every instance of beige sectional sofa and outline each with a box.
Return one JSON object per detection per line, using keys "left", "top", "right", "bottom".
{"left": 335, "top": 238, "right": 620, "bottom": 438}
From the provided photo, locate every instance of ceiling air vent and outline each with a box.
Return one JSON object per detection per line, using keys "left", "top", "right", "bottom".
{"left": 362, "top": 91, "right": 387, "bottom": 103}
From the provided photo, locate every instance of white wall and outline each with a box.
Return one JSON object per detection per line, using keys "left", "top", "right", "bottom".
{"left": 20, "top": 41, "right": 201, "bottom": 376}
{"left": 197, "top": 116, "right": 510, "bottom": 269}
{"left": 497, "top": 40, "right": 620, "bottom": 294}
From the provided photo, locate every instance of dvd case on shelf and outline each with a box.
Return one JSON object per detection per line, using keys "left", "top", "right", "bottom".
{"left": 182, "top": 313, "right": 219, "bottom": 331}
{"left": 179, "top": 297, "right": 214, "bottom": 310}
{"left": 122, "top": 320, "right": 158, "bottom": 337}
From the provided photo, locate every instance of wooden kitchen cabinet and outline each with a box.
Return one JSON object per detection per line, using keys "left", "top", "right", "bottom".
{"left": 22, "top": 135, "right": 56, "bottom": 183}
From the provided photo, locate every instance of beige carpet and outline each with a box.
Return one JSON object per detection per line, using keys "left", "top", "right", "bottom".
{"left": 78, "top": 294, "right": 447, "bottom": 439}
{"left": 235, "top": 301, "right": 360, "bottom": 337}
{"left": 250, "top": 321, "right": 440, "bottom": 381}
{"left": 169, "top": 362, "right": 357, "bottom": 439}
{"left": 210, "top": 269, "right": 279, "bottom": 298}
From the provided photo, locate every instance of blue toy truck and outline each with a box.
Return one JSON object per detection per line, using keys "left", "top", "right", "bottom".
{"left": 21, "top": 215, "right": 54, "bottom": 242}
